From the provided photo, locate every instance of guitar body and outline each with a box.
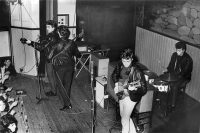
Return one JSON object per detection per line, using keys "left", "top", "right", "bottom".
{"left": 114, "top": 80, "right": 141, "bottom": 100}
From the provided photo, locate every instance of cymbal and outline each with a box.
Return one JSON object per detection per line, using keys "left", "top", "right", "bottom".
{"left": 158, "top": 73, "right": 179, "bottom": 82}
{"left": 143, "top": 70, "right": 158, "bottom": 79}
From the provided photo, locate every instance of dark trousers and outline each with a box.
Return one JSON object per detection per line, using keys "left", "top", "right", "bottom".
{"left": 46, "top": 63, "right": 57, "bottom": 94}
{"left": 55, "top": 66, "right": 74, "bottom": 106}
{"left": 170, "top": 78, "right": 189, "bottom": 107}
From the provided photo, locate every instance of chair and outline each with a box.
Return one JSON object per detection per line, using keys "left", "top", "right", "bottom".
{"left": 132, "top": 89, "right": 154, "bottom": 128}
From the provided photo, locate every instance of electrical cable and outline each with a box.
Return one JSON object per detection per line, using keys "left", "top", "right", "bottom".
{"left": 11, "top": 0, "right": 40, "bottom": 71}
{"left": 21, "top": 64, "right": 36, "bottom": 74}
{"left": 19, "top": 1, "right": 27, "bottom": 70}
{"left": 21, "top": 3, "right": 39, "bottom": 28}
{"left": 71, "top": 2, "right": 77, "bottom": 35}
{"left": 10, "top": 3, "right": 18, "bottom": 16}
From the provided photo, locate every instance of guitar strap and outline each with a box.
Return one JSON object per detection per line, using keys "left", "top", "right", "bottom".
{"left": 51, "top": 40, "right": 72, "bottom": 62}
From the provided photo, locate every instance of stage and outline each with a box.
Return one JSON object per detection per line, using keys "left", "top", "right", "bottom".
{"left": 5, "top": 67, "right": 200, "bottom": 133}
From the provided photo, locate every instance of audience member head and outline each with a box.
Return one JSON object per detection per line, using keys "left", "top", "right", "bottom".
{"left": 1, "top": 114, "right": 17, "bottom": 133}
{"left": 0, "top": 96, "right": 9, "bottom": 112}
{"left": 57, "top": 25, "right": 70, "bottom": 40}
{"left": 0, "top": 85, "right": 7, "bottom": 101}
{"left": 120, "top": 48, "right": 136, "bottom": 68}
{"left": 175, "top": 41, "right": 186, "bottom": 56}
{"left": 4, "top": 60, "right": 11, "bottom": 68}
{"left": 46, "top": 20, "right": 57, "bottom": 34}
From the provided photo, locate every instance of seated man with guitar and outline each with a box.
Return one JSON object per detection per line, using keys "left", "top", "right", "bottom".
{"left": 111, "top": 48, "right": 147, "bottom": 133}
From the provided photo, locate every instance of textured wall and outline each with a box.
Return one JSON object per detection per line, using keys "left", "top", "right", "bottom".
{"left": 135, "top": 27, "right": 200, "bottom": 102}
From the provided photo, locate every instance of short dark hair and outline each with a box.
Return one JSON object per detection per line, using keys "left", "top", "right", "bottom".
{"left": 57, "top": 25, "right": 70, "bottom": 39}
{"left": 175, "top": 41, "right": 186, "bottom": 51}
{"left": 120, "top": 48, "right": 134, "bottom": 59}
{"left": 46, "top": 20, "right": 57, "bottom": 29}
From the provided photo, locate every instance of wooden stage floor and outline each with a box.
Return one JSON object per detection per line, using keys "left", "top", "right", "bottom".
{"left": 5, "top": 70, "right": 200, "bottom": 133}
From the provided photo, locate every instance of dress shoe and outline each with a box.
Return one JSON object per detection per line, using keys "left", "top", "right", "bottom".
{"left": 60, "top": 104, "right": 72, "bottom": 111}
{"left": 45, "top": 91, "right": 56, "bottom": 96}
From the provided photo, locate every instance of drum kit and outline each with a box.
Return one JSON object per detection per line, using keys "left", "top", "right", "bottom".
{"left": 159, "top": 73, "right": 179, "bottom": 82}
{"left": 144, "top": 70, "right": 179, "bottom": 92}
{"left": 144, "top": 70, "right": 179, "bottom": 116}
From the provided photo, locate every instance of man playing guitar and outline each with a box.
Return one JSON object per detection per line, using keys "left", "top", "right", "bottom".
{"left": 111, "top": 49, "right": 147, "bottom": 133}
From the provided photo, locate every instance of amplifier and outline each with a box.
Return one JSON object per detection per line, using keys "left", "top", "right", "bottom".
{"left": 95, "top": 76, "right": 108, "bottom": 109}
{"left": 91, "top": 53, "right": 109, "bottom": 77}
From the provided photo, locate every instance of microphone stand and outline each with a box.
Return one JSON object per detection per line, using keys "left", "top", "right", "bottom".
{"left": 90, "top": 61, "right": 96, "bottom": 133}
{"left": 34, "top": 42, "right": 45, "bottom": 104}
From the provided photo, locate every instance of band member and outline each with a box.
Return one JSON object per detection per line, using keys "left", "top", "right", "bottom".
{"left": 20, "top": 20, "right": 59, "bottom": 96}
{"left": 164, "top": 41, "right": 193, "bottom": 110}
{"left": 51, "top": 25, "right": 81, "bottom": 111}
{"left": 111, "top": 48, "right": 147, "bottom": 133}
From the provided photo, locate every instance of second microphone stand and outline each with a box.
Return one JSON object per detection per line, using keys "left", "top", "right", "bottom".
{"left": 90, "top": 61, "right": 96, "bottom": 133}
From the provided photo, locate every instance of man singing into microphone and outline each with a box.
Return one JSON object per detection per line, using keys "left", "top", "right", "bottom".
{"left": 164, "top": 41, "right": 193, "bottom": 111}
{"left": 21, "top": 20, "right": 59, "bottom": 96}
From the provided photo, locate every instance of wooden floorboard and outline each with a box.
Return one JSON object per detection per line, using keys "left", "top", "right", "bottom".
{"left": 5, "top": 71, "right": 200, "bottom": 133}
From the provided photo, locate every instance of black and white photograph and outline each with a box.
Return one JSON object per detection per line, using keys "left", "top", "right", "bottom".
{"left": 0, "top": 0, "right": 200, "bottom": 133}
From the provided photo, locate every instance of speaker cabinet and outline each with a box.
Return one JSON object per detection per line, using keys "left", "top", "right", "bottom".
{"left": 91, "top": 53, "right": 109, "bottom": 77}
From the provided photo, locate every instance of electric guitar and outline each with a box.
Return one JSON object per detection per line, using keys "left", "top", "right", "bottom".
{"left": 114, "top": 80, "right": 141, "bottom": 100}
